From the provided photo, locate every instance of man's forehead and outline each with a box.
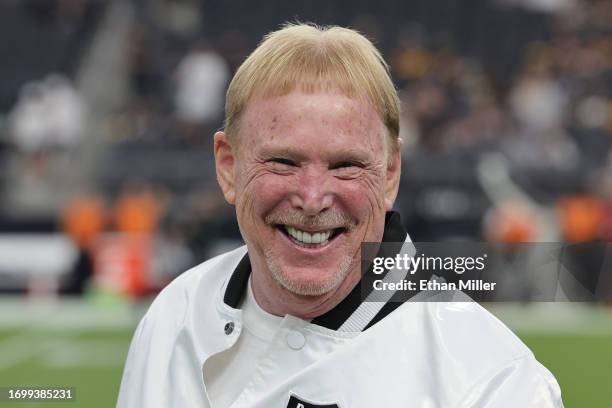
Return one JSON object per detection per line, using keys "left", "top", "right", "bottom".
{"left": 239, "top": 90, "right": 385, "bottom": 140}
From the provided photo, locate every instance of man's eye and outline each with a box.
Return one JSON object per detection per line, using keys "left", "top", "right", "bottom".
{"left": 269, "top": 158, "right": 296, "bottom": 166}
{"left": 330, "top": 161, "right": 362, "bottom": 170}
{"left": 266, "top": 158, "right": 297, "bottom": 174}
{"left": 330, "top": 161, "right": 364, "bottom": 179}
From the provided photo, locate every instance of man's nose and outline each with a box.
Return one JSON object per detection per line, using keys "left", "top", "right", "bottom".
{"left": 290, "top": 167, "right": 333, "bottom": 215}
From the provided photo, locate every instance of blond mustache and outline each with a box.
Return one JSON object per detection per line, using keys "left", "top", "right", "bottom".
{"left": 265, "top": 210, "right": 355, "bottom": 231}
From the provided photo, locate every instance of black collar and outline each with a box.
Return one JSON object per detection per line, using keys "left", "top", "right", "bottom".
{"left": 223, "top": 211, "right": 414, "bottom": 331}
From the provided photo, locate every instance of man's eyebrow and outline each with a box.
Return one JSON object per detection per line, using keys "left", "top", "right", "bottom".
{"left": 326, "top": 148, "right": 372, "bottom": 162}
{"left": 258, "top": 146, "right": 308, "bottom": 161}
{"left": 260, "top": 145, "right": 303, "bottom": 157}
{"left": 258, "top": 145, "right": 373, "bottom": 163}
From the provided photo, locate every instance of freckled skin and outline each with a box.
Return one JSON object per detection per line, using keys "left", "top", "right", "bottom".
{"left": 214, "top": 90, "right": 401, "bottom": 318}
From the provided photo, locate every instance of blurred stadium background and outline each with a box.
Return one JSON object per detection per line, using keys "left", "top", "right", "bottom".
{"left": 0, "top": 0, "right": 611, "bottom": 407}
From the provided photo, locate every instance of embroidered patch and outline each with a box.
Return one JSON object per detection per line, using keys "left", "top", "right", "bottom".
{"left": 286, "top": 395, "right": 339, "bottom": 408}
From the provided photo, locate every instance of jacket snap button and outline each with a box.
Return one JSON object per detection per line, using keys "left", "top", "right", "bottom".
{"left": 286, "top": 330, "right": 306, "bottom": 350}
{"left": 224, "top": 322, "right": 235, "bottom": 335}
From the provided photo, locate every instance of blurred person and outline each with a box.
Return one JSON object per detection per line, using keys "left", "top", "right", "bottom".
{"left": 61, "top": 193, "right": 106, "bottom": 294}
{"left": 91, "top": 183, "right": 166, "bottom": 298}
{"left": 118, "top": 23, "right": 563, "bottom": 408}
{"left": 505, "top": 65, "right": 579, "bottom": 171}
{"left": 62, "top": 194, "right": 106, "bottom": 248}
{"left": 509, "top": 72, "right": 568, "bottom": 132}
{"left": 174, "top": 42, "right": 230, "bottom": 125}
{"left": 8, "top": 82, "right": 50, "bottom": 153}
{"left": 42, "top": 74, "right": 87, "bottom": 148}
{"left": 8, "top": 74, "right": 85, "bottom": 152}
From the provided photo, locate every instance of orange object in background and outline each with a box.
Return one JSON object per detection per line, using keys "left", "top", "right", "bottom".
{"left": 485, "top": 203, "right": 539, "bottom": 243}
{"left": 557, "top": 195, "right": 605, "bottom": 242}
{"left": 61, "top": 195, "right": 106, "bottom": 248}
{"left": 114, "top": 185, "right": 161, "bottom": 235}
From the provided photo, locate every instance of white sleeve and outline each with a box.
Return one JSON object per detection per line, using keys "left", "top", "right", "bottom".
{"left": 456, "top": 356, "right": 564, "bottom": 408}
{"left": 115, "top": 315, "right": 149, "bottom": 408}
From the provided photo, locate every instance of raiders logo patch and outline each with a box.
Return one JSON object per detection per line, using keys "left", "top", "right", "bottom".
{"left": 286, "top": 394, "right": 339, "bottom": 408}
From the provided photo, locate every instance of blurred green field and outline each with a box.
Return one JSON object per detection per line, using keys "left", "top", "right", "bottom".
{"left": 0, "top": 300, "right": 610, "bottom": 408}
{"left": 521, "top": 334, "right": 612, "bottom": 408}
{"left": 0, "top": 329, "right": 129, "bottom": 408}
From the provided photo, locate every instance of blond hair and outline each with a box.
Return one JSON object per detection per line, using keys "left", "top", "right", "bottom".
{"left": 224, "top": 23, "right": 400, "bottom": 145}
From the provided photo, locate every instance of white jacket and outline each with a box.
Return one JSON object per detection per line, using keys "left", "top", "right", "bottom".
{"left": 117, "top": 214, "right": 563, "bottom": 408}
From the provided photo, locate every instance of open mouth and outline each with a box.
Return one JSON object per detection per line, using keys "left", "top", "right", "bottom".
{"left": 276, "top": 225, "right": 346, "bottom": 248}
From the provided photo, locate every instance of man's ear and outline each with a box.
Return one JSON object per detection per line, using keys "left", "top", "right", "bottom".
{"left": 384, "top": 140, "right": 402, "bottom": 211}
{"left": 214, "top": 131, "right": 236, "bottom": 205}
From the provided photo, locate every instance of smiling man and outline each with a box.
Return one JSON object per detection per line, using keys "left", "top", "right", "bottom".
{"left": 216, "top": 88, "right": 399, "bottom": 319}
{"left": 117, "top": 24, "right": 563, "bottom": 408}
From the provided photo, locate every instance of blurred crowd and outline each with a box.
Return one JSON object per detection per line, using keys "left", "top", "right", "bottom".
{"left": 0, "top": 0, "right": 610, "bottom": 297}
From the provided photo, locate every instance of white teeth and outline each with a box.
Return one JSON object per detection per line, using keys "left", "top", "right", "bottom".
{"left": 284, "top": 226, "right": 333, "bottom": 245}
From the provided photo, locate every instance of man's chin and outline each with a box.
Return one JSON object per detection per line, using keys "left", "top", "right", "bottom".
{"left": 276, "top": 276, "right": 340, "bottom": 297}
{"left": 265, "top": 256, "right": 355, "bottom": 297}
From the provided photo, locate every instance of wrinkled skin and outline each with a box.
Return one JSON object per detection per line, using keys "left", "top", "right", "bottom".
{"left": 214, "top": 90, "right": 401, "bottom": 318}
